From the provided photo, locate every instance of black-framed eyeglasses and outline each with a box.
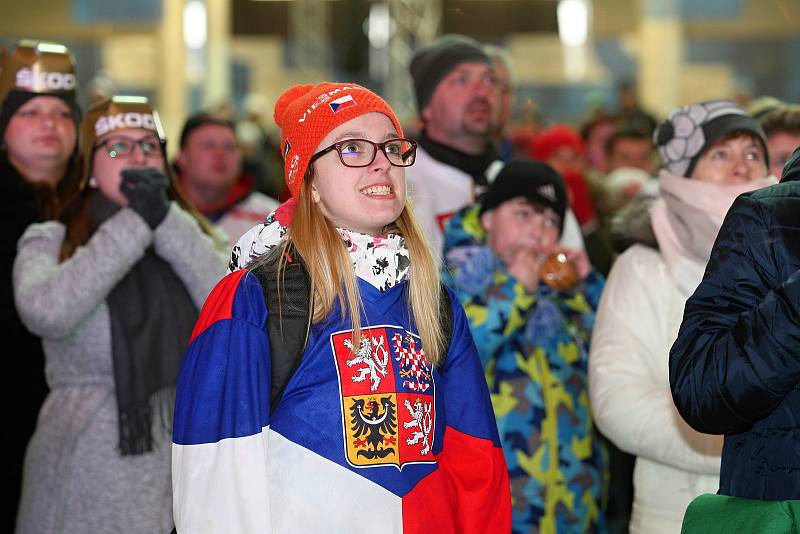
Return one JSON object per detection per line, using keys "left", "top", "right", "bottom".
{"left": 95, "top": 136, "right": 162, "bottom": 159}
{"left": 309, "top": 138, "right": 417, "bottom": 168}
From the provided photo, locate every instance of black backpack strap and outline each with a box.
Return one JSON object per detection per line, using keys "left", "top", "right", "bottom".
{"left": 249, "top": 243, "right": 313, "bottom": 414}
{"left": 251, "top": 244, "right": 452, "bottom": 410}
{"left": 437, "top": 282, "right": 453, "bottom": 370}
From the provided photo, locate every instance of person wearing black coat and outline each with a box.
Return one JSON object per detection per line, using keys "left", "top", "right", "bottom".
{"left": 0, "top": 40, "right": 80, "bottom": 530}
{"left": 670, "top": 146, "right": 800, "bottom": 501}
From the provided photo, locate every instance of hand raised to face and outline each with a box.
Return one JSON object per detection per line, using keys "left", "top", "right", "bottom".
{"left": 119, "top": 167, "right": 170, "bottom": 229}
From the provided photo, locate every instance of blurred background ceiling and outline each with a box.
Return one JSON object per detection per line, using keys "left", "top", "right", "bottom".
{"left": 2, "top": 0, "right": 797, "bottom": 149}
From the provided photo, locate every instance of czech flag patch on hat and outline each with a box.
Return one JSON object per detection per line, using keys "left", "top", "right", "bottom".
{"left": 273, "top": 82, "right": 403, "bottom": 198}
{"left": 329, "top": 94, "right": 356, "bottom": 113}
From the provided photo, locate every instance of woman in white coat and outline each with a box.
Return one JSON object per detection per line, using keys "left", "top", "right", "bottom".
{"left": 588, "top": 100, "right": 776, "bottom": 534}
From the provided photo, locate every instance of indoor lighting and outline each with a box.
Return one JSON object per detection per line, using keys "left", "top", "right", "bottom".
{"left": 183, "top": 0, "right": 207, "bottom": 50}
{"left": 557, "top": 0, "right": 589, "bottom": 47}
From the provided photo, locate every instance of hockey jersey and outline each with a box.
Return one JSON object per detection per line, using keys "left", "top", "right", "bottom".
{"left": 172, "top": 269, "right": 511, "bottom": 533}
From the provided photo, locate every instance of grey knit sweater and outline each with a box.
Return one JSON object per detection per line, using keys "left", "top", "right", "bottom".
{"left": 12, "top": 204, "right": 227, "bottom": 534}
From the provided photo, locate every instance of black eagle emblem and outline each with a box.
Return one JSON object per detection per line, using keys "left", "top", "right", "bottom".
{"left": 349, "top": 396, "right": 397, "bottom": 460}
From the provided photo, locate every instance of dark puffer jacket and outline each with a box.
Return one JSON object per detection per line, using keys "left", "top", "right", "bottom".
{"left": 669, "top": 148, "right": 800, "bottom": 500}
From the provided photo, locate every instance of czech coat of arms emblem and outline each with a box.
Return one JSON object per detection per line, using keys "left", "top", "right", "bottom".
{"left": 331, "top": 325, "right": 436, "bottom": 469}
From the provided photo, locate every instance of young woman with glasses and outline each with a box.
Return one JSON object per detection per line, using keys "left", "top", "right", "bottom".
{"left": 12, "top": 96, "right": 227, "bottom": 533}
{"left": 172, "top": 82, "right": 511, "bottom": 533}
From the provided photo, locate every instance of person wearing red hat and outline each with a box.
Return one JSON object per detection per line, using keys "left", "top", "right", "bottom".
{"left": 529, "top": 124, "right": 599, "bottom": 234}
{"left": 172, "top": 81, "right": 511, "bottom": 533}
{"left": 13, "top": 95, "right": 227, "bottom": 533}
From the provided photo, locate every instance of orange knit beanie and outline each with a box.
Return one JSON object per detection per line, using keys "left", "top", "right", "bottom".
{"left": 274, "top": 82, "right": 404, "bottom": 198}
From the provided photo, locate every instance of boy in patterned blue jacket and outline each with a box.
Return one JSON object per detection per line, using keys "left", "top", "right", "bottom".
{"left": 442, "top": 160, "right": 607, "bottom": 533}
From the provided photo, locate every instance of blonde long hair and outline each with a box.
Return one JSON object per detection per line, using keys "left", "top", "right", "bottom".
{"left": 285, "top": 166, "right": 446, "bottom": 366}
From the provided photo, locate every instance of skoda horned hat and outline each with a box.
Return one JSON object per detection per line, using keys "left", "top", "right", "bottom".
{"left": 80, "top": 95, "right": 166, "bottom": 187}
{"left": 0, "top": 39, "right": 80, "bottom": 138}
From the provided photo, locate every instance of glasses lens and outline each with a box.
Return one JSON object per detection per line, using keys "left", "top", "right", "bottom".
{"left": 338, "top": 140, "right": 375, "bottom": 167}
{"left": 106, "top": 139, "right": 133, "bottom": 159}
{"left": 384, "top": 139, "right": 416, "bottom": 166}
{"left": 138, "top": 139, "right": 160, "bottom": 156}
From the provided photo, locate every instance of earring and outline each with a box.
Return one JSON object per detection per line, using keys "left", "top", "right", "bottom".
{"left": 89, "top": 176, "right": 98, "bottom": 188}
{"left": 311, "top": 187, "right": 321, "bottom": 203}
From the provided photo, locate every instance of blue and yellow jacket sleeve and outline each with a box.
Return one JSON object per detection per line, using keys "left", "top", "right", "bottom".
{"left": 443, "top": 243, "right": 538, "bottom": 368}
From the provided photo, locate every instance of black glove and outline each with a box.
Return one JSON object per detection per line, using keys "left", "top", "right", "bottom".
{"left": 119, "top": 167, "right": 170, "bottom": 229}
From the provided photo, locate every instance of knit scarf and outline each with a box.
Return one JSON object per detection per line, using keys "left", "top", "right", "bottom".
{"left": 651, "top": 170, "right": 776, "bottom": 296}
{"left": 417, "top": 129, "right": 501, "bottom": 192}
{"left": 337, "top": 228, "right": 410, "bottom": 291}
{"left": 231, "top": 210, "right": 410, "bottom": 291}
{"left": 90, "top": 193, "right": 199, "bottom": 455}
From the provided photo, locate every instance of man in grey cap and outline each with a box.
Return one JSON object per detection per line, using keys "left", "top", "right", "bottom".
{"left": 405, "top": 34, "right": 503, "bottom": 258}
{"left": 406, "top": 35, "right": 585, "bottom": 259}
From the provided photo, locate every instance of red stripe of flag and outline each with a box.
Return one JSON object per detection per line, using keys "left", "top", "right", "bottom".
{"left": 189, "top": 269, "right": 248, "bottom": 343}
{"left": 402, "top": 425, "right": 511, "bottom": 533}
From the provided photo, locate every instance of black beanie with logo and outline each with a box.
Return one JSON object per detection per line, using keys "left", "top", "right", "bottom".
{"left": 479, "top": 160, "right": 568, "bottom": 234}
